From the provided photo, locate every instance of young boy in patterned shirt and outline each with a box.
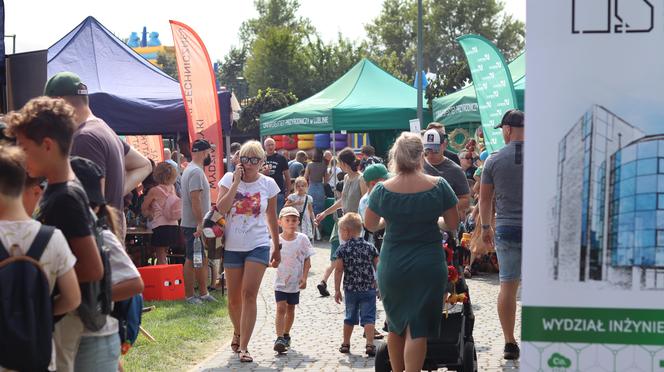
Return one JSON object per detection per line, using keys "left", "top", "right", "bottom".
{"left": 334, "top": 212, "right": 379, "bottom": 356}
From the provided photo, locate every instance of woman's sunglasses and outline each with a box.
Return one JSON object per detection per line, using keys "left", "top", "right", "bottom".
{"left": 240, "top": 156, "right": 261, "bottom": 165}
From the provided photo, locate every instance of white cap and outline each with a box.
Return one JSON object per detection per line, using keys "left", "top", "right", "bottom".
{"left": 422, "top": 129, "right": 443, "bottom": 151}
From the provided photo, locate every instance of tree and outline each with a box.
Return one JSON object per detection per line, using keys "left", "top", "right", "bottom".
{"left": 366, "top": 0, "right": 525, "bottom": 102}
{"left": 237, "top": 88, "right": 298, "bottom": 132}
{"left": 239, "top": 0, "right": 314, "bottom": 49}
{"left": 299, "top": 35, "right": 368, "bottom": 97}
{"left": 244, "top": 26, "right": 310, "bottom": 98}
{"left": 156, "top": 48, "right": 179, "bottom": 81}
{"left": 216, "top": 46, "right": 248, "bottom": 98}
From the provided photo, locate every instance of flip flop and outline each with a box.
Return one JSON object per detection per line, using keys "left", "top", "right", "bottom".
{"left": 239, "top": 350, "right": 253, "bottom": 363}
{"left": 339, "top": 343, "right": 351, "bottom": 353}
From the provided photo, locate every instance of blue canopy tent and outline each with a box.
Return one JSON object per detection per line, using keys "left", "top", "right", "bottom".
{"left": 47, "top": 16, "right": 232, "bottom": 135}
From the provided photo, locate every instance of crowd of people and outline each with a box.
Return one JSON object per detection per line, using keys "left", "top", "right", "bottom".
{"left": 0, "top": 70, "right": 525, "bottom": 372}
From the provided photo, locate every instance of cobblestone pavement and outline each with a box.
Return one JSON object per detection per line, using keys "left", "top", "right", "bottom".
{"left": 191, "top": 242, "right": 521, "bottom": 372}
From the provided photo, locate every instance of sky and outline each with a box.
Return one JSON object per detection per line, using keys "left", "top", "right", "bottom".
{"left": 6, "top": 0, "right": 525, "bottom": 62}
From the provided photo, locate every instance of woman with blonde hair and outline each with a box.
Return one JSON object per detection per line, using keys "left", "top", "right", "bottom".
{"left": 142, "top": 162, "right": 181, "bottom": 265}
{"left": 364, "top": 132, "right": 459, "bottom": 372}
{"left": 216, "top": 140, "right": 282, "bottom": 363}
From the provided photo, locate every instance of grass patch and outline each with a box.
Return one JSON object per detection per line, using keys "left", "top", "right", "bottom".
{"left": 122, "top": 292, "right": 231, "bottom": 372}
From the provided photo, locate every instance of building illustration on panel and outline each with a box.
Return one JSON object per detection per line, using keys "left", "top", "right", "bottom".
{"left": 553, "top": 105, "right": 664, "bottom": 290}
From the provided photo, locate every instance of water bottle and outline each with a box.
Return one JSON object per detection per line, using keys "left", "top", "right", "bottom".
{"left": 193, "top": 238, "right": 203, "bottom": 268}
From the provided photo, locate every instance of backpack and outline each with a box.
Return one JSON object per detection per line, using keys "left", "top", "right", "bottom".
{"left": 159, "top": 185, "right": 182, "bottom": 221}
{"left": 0, "top": 225, "right": 55, "bottom": 372}
{"left": 112, "top": 294, "right": 144, "bottom": 355}
{"left": 77, "top": 211, "right": 113, "bottom": 332}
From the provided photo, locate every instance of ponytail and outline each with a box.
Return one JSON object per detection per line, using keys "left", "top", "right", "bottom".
{"left": 98, "top": 205, "right": 122, "bottom": 240}
{"left": 338, "top": 148, "right": 359, "bottom": 172}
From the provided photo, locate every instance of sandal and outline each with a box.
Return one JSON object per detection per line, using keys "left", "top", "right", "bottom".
{"left": 339, "top": 343, "right": 351, "bottom": 353}
{"left": 239, "top": 350, "right": 253, "bottom": 363}
{"left": 231, "top": 333, "right": 240, "bottom": 353}
{"left": 366, "top": 344, "right": 377, "bottom": 357}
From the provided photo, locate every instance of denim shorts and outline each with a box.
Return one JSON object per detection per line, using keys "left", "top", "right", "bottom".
{"left": 74, "top": 334, "right": 121, "bottom": 372}
{"left": 275, "top": 290, "right": 300, "bottom": 305}
{"left": 344, "top": 289, "right": 377, "bottom": 326}
{"left": 495, "top": 225, "right": 522, "bottom": 282}
{"left": 223, "top": 246, "right": 270, "bottom": 268}
{"left": 183, "top": 227, "right": 205, "bottom": 261}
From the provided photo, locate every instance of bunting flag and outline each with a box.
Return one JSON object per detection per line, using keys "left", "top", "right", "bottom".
{"left": 170, "top": 20, "right": 224, "bottom": 200}
{"left": 125, "top": 135, "right": 164, "bottom": 163}
{"left": 457, "top": 34, "right": 518, "bottom": 153}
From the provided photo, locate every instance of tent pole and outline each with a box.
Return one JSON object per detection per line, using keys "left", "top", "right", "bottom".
{"left": 332, "top": 130, "right": 337, "bottom": 184}
{"left": 175, "top": 132, "right": 181, "bottom": 170}
{"left": 225, "top": 135, "right": 231, "bottom": 173}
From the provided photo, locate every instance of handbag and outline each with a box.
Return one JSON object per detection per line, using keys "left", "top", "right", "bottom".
{"left": 203, "top": 206, "right": 226, "bottom": 260}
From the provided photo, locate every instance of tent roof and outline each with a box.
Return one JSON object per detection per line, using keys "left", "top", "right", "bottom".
{"left": 432, "top": 52, "right": 525, "bottom": 125}
{"left": 260, "top": 58, "right": 431, "bottom": 135}
{"left": 48, "top": 16, "right": 186, "bottom": 134}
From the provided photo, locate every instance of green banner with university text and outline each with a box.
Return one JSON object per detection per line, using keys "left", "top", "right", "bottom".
{"left": 456, "top": 34, "right": 518, "bottom": 153}
{"left": 523, "top": 306, "right": 664, "bottom": 345}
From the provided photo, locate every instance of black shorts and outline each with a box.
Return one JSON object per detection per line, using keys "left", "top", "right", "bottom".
{"left": 275, "top": 291, "right": 300, "bottom": 305}
{"left": 151, "top": 225, "right": 181, "bottom": 247}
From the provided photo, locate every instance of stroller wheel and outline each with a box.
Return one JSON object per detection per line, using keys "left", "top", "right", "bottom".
{"left": 375, "top": 341, "right": 391, "bottom": 372}
{"left": 462, "top": 341, "right": 477, "bottom": 372}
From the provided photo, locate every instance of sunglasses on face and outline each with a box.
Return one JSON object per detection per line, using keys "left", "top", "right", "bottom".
{"left": 240, "top": 156, "right": 261, "bottom": 165}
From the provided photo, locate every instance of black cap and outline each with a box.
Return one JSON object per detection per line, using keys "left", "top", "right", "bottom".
{"left": 70, "top": 156, "right": 105, "bottom": 207}
{"left": 494, "top": 109, "right": 524, "bottom": 129}
{"left": 192, "top": 139, "right": 215, "bottom": 152}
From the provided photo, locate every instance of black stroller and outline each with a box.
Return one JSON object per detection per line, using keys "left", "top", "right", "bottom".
{"left": 374, "top": 233, "right": 477, "bottom": 372}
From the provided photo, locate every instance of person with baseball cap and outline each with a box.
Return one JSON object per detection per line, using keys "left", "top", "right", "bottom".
{"left": 421, "top": 123, "right": 471, "bottom": 221}
{"left": 180, "top": 139, "right": 217, "bottom": 305}
{"left": 479, "top": 108, "right": 524, "bottom": 360}
{"left": 44, "top": 71, "right": 152, "bottom": 238}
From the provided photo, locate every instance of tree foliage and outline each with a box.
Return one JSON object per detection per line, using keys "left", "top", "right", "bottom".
{"left": 156, "top": 48, "right": 179, "bottom": 81}
{"left": 237, "top": 88, "right": 298, "bottom": 133}
{"left": 366, "top": 0, "right": 525, "bottom": 103}
{"left": 216, "top": 47, "right": 248, "bottom": 98}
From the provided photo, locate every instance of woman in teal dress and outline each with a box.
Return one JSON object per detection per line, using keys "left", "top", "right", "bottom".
{"left": 365, "top": 132, "right": 459, "bottom": 372}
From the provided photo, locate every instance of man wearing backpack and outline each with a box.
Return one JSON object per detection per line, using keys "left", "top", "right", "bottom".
{"left": 6, "top": 97, "right": 105, "bottom": 372}
{"left": 0, "top": 144, "right": 81, "bottom": 372}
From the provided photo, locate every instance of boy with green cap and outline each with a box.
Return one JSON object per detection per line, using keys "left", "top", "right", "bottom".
{"left": 358, "top": 164, "right": 390, "bottom": 240}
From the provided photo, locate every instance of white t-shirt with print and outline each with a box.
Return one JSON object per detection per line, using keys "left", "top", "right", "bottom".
{"left": 0, "top": 220, "right": 76, "bottom": 372}
{"left": 218, "top": 173, "right": 281, "bottom": 252}
{"left": 274, "top": 233, "right": 315, "bottom": 293}
{"left": 81, "top": 230, "right": 141, "bottom": 337}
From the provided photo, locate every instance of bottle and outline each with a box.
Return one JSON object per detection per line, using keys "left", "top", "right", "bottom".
{"left": 193, "top": 238, "right": 203, "bottom": 268}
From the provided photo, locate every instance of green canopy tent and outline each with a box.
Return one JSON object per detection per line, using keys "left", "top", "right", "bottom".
{"left": 260, "top": 58, "right": 432, "bottom": 157}
{"left": 429, "top": 52, "right": 524, "bottom": 152}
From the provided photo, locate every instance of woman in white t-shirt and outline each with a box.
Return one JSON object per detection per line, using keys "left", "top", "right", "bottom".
{"left": 216, "top": 140, "right": 282, "bottom": 363}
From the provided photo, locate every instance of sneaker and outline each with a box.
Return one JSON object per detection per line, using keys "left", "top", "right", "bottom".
{"left": 273, "top": 337, "right": 287, "bottom": 353}
{"left": 198, "top": 294, "right": 219, "bottom": 303}
{"left": 186, "top": 296, "right": 202, "bottom": 305}
{"left": 317, "top": 281, "right": 330, "bottom": 297}
{"left": 504, "top": 342, "right": 520, "bottom": 360}
{"left": 283, "top": 334, "right": 291, "bottom": 348}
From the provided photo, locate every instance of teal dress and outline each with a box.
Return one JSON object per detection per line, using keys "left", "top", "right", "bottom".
{"left": 368, "top": 178, "right": 458, "bottom": 339}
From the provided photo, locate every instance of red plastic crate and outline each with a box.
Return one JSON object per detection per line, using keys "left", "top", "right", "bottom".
{"left": 138, "top": 264, "right": 185, "bottom": 301}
